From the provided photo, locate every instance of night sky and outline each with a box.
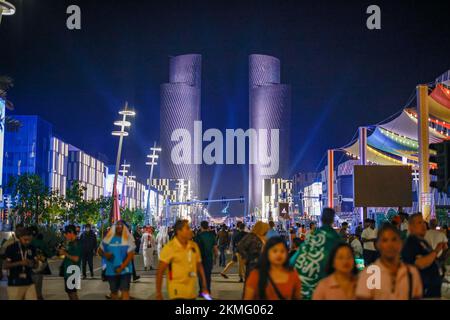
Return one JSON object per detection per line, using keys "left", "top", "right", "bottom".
{"left": 1, "top": 0, "right": 450, "bottom": 216}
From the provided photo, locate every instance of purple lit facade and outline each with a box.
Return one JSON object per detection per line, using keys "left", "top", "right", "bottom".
{"left": 160, "top": 54, "right": 202, "bottom": 198}
{"left": 248, "top": 54, "right": 291, "bottom": 215}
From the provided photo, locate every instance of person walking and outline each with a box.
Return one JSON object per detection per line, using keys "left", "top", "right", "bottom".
{"left": 266, "top": 221, "right": 280, "bottom": 239}
{"left": 80, "top": 224, "right": 97, "bottom": 279}
{"left": 156, "top": 220, "right": 209, "bottom": 300}
{"left": 141, "top": 226, "right": 156, "bottom": 271}
{"left": 220, "top": 222, "right": 247, "bottom": 282}
{"left": 29, "top": 226, "right": 51, "bottom": 300}
{"left": 217, "top": 225, "right": 230, "bottom": 267}
{"left": 339, "top": 222, "right": 350, "bottom": 243}
{"left": 292, "top": 208, "right": 342, "bottom": 300}
{"left": 194, "top": 221, "right": 218, "bottom": 294}
{"left": 402, "top": 213, "right": 447, "bottom": 298}
{"left": 425, "top": 219, "right": 448, "bottom": 257}
{"left": 356, "top": 223, "right": 423, "bottom": 300}
{"left": 3, "top": 227, "right": 38, "bottom": 300}
{"left": 244, "top": 237, "right": 301, "bottom": 300}
{"left": 98, "top": 220, "right": 136, "bottom": 300}
{"left": 133, "top": 226, "right": 142, "bottom": 254}
{"left": 312, "top": 243, "right": 358, "bottom": 300}
{"left": 58, "top": 225, "right": 82, "bottom": 300}
{"left": 361, "top": 219, "right": 378, "bottom": 266}
{"left": 237, "top": 221, "right": 270, "bottom": 280}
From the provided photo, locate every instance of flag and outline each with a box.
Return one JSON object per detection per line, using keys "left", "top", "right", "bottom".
{"left": 110, "top": 185, "right": 121, "bottom": 223}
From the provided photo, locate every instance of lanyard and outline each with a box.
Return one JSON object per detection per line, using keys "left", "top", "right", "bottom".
{"left": 18, "top": 242, "right": 27, "bottom": 272}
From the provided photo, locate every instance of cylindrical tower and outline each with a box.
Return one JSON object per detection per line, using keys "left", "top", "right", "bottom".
{"left": 160, "top": 54, "right": 201, "bottom": 198}
{"left": 248, "top": 54, "right": 291, "bottom": 217}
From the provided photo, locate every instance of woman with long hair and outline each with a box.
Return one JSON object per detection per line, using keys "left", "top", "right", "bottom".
{"left": 244, "top": 237, "right": 301, "bottom": 300}
{"left": 312, "top": 243, "right": 358, "bottom": 300}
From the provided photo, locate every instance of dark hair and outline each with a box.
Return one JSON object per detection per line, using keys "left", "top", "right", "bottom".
{"left": 321, "top": 208, "right": 335, "bottom": 225}
{"left": 257, "top": 236, "right": 291, "bottom": 299}
{"left": 18, "top": 227, "right": 32, "bottom": 238}
{"left": 239, "top": 223, "right": 245, "bottom": 231}
{"left": 28, "top": 225, "right": 39, "bottom": 237}
{"left": 64, "top": 224, "right": 77, "bottom": 235}
{"left": 174, "top": 220, "right": 189, "bottom": 235}
{"left": 292, "top": 237, "right": 302, "bottom": 249}
{"left": 408, "top": 213, "right": 423, "bottom": 225}
{"left": 309, "top": 222, "right": 316, "bottom": 228}
{"left": 342, "top": 222, "right": 348, "bottom": 227}
{"left": 269, "top": 221, "right": 275, "bottom": 228}
{"left": 325, "top": 243, "right": 358, "bottom": 276}
{"left": 376, "top": 222, "right": 402, "bottom": 241}
{"left": 200, "top": 221, "right": 209, "bottom": 229}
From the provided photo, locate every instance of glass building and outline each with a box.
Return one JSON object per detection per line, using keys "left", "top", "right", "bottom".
{"left": 3, "top": 115, "right": 54, "bottom": 191}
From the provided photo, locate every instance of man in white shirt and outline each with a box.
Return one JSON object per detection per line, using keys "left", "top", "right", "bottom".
{"left": 425, "top": 219, "right": 448, "bottom": 258}
{"left": 141, "top": 226, "right": 155, "bottom": 271}
{"left": 361, "top": 219, "right": 378, "bottom": 265}
{"left": 399, "top": 212, "right": 409, "bottom": 232}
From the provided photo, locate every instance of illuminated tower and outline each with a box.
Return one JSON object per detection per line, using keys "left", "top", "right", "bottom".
{"left": 160, "top": 54, "right": 201, "bottom": 198}
{"left": 248, "top": 54, "right": 291, "bottom": 218}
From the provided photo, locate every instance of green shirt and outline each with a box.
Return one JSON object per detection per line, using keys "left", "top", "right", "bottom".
{"left": 194, "top": 231, "right": 216, "bottom": 265}
{"left": 293, "top": 225, "right": 343, "bottom": 300}
{"left": 63, "top": 240, "right": 81, "bottom": 278}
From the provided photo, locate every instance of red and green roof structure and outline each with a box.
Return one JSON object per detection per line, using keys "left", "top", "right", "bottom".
{"left": 340, "top": 72, "right": 450, "bottom": 169}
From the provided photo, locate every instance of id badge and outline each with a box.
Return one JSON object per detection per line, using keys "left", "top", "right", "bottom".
{"left": 19, "top": 273, "right": 27, "bottom": 279}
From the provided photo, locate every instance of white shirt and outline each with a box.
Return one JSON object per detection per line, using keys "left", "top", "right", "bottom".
{"left": 425, "top": 229, "right": 447, "bottom": 257}
{"left": 361, "top": 227, "right": 377, "bottom": 251}
{"left": 141, "top": 232, "right": 155, "bottom": 250}
{"left": 400, "top": 221, "right": 408, "bottom": 232}
{"left": 351, "top": 238, "right": 363, "bottom": 257}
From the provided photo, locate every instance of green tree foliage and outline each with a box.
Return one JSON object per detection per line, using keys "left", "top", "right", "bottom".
{"left": 7, "top": 174, "right": 50, "bottom": 225}
{"left": 120, "top": 207, "right": 145, "bottom": 229}
{"left": 7, "top": 174, "right": 115, "bottom": 226}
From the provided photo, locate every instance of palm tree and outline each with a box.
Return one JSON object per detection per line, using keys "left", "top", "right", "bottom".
{"left": 0, "top": 75, "right": 21, "bottom": 131}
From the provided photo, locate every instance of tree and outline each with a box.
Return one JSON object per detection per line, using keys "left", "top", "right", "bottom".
{"left": 0, "top": 75, "right": 21, "bottom": 131}
{"left": 120, "top": 207, "right": 145, "bottom": 229}
{"left": 7, "top": 174, "right": 51, "bottom": 225}
{"left": 65, "top": 181, "right": 87, "bottom": 224}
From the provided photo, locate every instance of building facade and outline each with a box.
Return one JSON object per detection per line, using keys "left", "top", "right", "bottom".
{"left": 160, "top": 54, "right": 201, "bottom": 199}
{"left": 105, "top": 167, "right": 147, "bottom": 211}
{"left": 260, "top": 177, "right": 293, "bottom": 222}
{"left": 3, "top": 115, "right": 107, "bottom": 199}
{"left": 248, "top": 54, "right": 291, "bottom": 215}
{"left": 67, "top": 146, "right": 106, "bottom": 200}
{"left": 152, "top": 178, "right": 193, "bottom": 224}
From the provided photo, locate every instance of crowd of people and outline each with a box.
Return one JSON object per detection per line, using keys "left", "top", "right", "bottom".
{"left": 0, "top": 208, "right": 448, "bottom": 300}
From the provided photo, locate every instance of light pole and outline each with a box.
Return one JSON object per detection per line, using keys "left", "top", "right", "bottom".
{"left": 119, "top": 162, "right": 130, "bottom": 209}
{"left": 145, "top": 142, "right": 161, "bottom": 226}
{"left": 0, "top": 0, "right": 15, "bottom": 25}
{"left": 110, "top": 102, "right": 135, "bottom": 223}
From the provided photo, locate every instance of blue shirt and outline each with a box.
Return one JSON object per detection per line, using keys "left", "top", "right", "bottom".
{"left": 266, "top": 229, "right": 280, "bottom": 239}
{"left": 102, "top": 236, "right": 133, "bottom": 276}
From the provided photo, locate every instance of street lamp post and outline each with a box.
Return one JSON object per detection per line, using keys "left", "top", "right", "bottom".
{"left": 0, "top": 0, "right": 15, "bottom": 25}
{"left": 119, "top": 162, "right": 130, "bottom": 209}
{"left": 145, "top": 142, "right": 161, "bottom": 226}
{"left": 110, "top": 102, "right": 135, "bottom": 223}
